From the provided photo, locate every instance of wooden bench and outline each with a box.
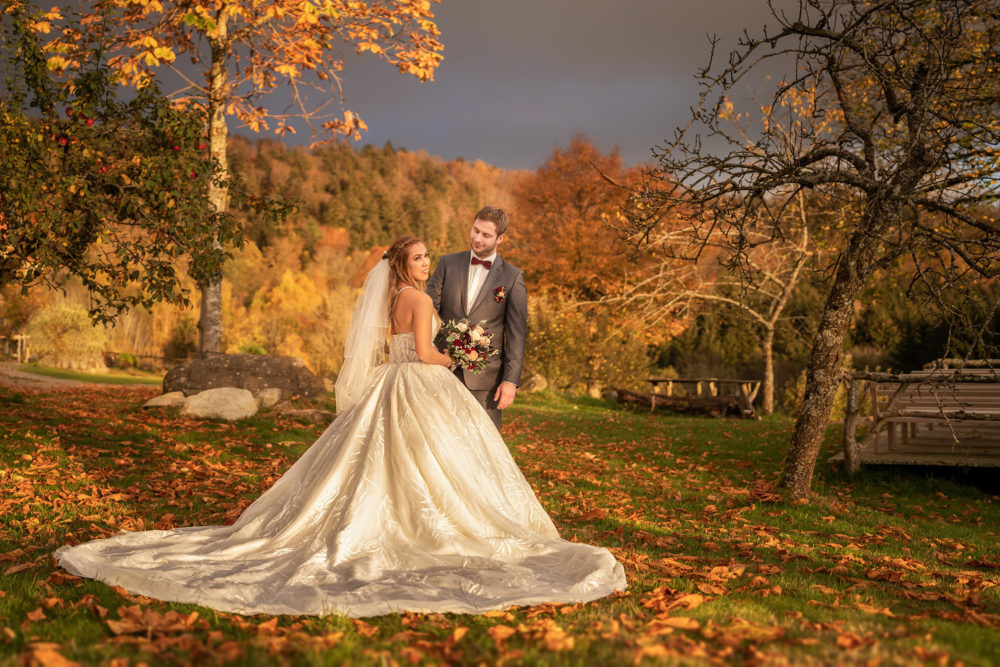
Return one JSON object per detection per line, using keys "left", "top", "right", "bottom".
{"left": 838, "top": 366, "right": 1000, "bottom": 473}
{"left": 646, "top": 377, "right": 760, "bottom": 417}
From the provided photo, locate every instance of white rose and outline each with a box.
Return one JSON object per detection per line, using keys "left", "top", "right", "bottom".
{"left": 456, "top": 322, "right": 469, "bottom": 333}
{"left": 469, "top": 330, "right": 482, "bottom": 343}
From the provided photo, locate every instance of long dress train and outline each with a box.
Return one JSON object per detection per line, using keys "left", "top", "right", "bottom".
{"left": 55, "top": 331, "right": 626, "bottom": 617}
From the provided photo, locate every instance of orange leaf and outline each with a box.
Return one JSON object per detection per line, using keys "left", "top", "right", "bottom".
{"left": 29, "top": 643, "right": 78, "bottom": 667}
{"left": 5, "top": 562, "right": 34, "bottom": 575}
{"left": 658, "top": 616, "right": 701, "bottom": 630}
{"left": 488, "top": 625, "right": 517, "bottom": 641}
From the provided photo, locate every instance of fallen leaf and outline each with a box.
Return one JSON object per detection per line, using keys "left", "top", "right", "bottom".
{"left": 29, "top": 643, "right": 79, "bottom": 667}
{"left": 5, "top": 562, "right": 34, "bottom": 575}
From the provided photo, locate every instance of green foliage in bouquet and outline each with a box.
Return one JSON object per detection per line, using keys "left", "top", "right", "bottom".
{"left": 443, "top": 318, "right": 499, "bottom": 374}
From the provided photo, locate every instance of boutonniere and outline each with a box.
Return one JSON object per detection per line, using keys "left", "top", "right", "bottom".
{"left": 493, "top": 286, "right": 506, "bottom": 303}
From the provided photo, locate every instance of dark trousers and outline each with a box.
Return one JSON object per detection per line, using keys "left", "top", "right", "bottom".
{"left": 452, "top": 366, "right": 501, "bottom": 430}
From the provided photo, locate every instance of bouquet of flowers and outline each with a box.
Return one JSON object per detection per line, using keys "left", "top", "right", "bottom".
{"left": 442, "top": 318, "right": 499, "bottom": 374}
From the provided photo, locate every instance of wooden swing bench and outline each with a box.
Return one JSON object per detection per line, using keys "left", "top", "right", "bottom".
{"left": 835, "top": 361, "right": 1000, "bottom": 473}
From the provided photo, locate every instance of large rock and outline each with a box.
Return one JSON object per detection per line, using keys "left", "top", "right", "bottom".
{"left": 142, "top": 391, "right": 187, "bottom": 409}
{"left": 181, "top": 387, "right": 258, "bottom": 421}
{"left": 164, "top": 354, "right": 325, "bottom": 398}
{"left": 255, "top": 388, "right": 282, "bottom": 409}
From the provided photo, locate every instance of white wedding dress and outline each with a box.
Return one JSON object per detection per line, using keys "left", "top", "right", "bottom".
{"left": 55, "top": 325, "right": 626, "bottom": 617}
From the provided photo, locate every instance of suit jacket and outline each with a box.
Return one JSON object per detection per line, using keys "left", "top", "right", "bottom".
{"left": 427, "top": 251, "right": 527, "bottom": 391}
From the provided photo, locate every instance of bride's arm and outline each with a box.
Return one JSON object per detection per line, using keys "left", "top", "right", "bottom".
{"left": 412, "top": 293, "right": 453, "bottom": 367}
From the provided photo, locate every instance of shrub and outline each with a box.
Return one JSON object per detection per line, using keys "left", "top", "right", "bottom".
{"left": 526, "top": 292, "right": 652, "bottom": 394}
{"left": 25, "top": 303, "right": 108, "bottom": 372}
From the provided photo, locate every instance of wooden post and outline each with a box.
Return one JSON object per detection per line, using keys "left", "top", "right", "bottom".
{"left": 843, "top": 377, "right": 861, "bottom": 475}
{"left": 870, "top": 382, "right": 881, "bottom": 454}
{"left": 709, "top": 381, "right": 718, "bottom": 397}
{"left": 666, "top": 380, "right": 673, "bottom": 397}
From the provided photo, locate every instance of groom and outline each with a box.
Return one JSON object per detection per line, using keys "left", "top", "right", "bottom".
{"left": 427, "top": 206, "right": 527, "bottom": 430}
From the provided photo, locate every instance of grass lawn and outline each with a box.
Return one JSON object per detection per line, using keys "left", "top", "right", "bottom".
{"left": 0, "top": 384, "right": 997, "bottom": 665}
{"left": 13, "top": 363, "right": 163, "bottom": 385}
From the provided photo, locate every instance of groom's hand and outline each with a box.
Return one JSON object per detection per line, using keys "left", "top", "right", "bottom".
{"left": 494, "top": 381, "right": 517, "bottom": 410}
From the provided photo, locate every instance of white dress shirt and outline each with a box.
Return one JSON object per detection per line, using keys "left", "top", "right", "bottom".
{"left": 467, "top": 250, "right": 497, "bottom": 310}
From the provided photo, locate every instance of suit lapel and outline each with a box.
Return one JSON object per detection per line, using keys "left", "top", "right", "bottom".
{"left": 457, "top": 252, "right": 470, "bottom": 315}
{"left": 468, "top": 256, "right": 504, "bottom": 316}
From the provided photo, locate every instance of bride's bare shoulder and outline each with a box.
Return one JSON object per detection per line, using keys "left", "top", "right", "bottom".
{"left": 396, "top": 286, "right": 429, "bottom": 301}
{"left": 394, "top": 286, "right": 432, "bottom": 310}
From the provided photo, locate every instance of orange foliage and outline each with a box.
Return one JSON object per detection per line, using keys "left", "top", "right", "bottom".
{"left": 44, "top": 0, "right": 444, "bottom": 141}
{"left": 510, "top": 135, "right": 644, "bottom": 299}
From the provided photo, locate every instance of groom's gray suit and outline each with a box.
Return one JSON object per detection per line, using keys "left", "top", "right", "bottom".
{"left": 427, "top": 251, "right": 527, "bottom": 429}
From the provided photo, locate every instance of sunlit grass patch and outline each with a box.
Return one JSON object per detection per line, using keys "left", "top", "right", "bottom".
{"left": 15, "top": 363, "right": 163, "bottom": 385}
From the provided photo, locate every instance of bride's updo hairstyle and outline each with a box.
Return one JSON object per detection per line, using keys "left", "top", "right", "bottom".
{"left": 383, "top": 236, "right": 427, "bottom": 291}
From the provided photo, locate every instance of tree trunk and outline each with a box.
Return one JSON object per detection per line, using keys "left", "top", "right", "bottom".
{"left": 779, "top": 268, "right": 860, "bottom": 497}
{"left": 760, "top": 326, "right": 775, "bottom": 415}
{"left": 198, "top": 15, "right": 230, "bottom": 357}
{"left": 779, "top": 199, "right": 899, "bottom": 499}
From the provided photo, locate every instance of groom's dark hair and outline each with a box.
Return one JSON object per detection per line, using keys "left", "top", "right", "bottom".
{"left": 475, "top": 206, "right": 509, "bottom": 236}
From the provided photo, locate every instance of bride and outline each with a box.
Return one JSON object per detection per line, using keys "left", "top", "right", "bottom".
{"left": 55, "top": 236, "right": 626, "bottom": 617}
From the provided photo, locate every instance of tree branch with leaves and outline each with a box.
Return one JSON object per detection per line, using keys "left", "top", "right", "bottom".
{"left": 40, "top": 0, "right": 443, "bottom": 353}
{"left": 624, "top": 0, "right": 1000, "bottom": 498}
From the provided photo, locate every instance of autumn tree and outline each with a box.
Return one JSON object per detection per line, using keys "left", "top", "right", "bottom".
{"left": 510, "top": 136, "right": 654, "bottom": 393}
{"left": 44, "top": 0, "right": 443, "bottom": 354}
{"left": 625, "top": 0, "right": 1000, "bottom": 497}
{"left": 0, "top": 1, "right": 243, "bottom": 322}
{"left": 609, "top": 191, "right": 823, "bottom": 414}
{"left": 511, "top": 135, "right": 643, "bottom": 299}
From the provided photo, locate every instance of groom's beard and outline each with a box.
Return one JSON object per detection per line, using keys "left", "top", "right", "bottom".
{"left": 472, "top": 240, "right": 498, "bottom": 258}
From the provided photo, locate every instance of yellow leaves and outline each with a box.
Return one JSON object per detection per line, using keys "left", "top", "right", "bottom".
{"left": 298, "top": 0, "right": 320, "bottom": 23}
{"left": 276, "top": 63, "right": 300, "bottom": 79}
{"left": 719, "top": 96, "right": 735, "bottom": 122}
{"left": 46, "top": 56, "right": 69, "bottom": 71}
{"left": 153, "top": 46, "right": 175, "bottom": 62}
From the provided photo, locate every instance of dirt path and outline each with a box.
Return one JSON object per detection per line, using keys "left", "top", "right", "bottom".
{"left": 0, "top": 362, "right": 156, "bottom": 391}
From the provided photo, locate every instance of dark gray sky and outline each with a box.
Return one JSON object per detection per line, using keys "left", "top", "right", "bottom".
{"left": 278, "top": 1, "right": 794, "bottom": 169}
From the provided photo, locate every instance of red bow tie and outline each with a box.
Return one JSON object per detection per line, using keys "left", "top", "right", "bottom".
{"left": 471, "top": 256, "right": 492, "bottom": 270}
